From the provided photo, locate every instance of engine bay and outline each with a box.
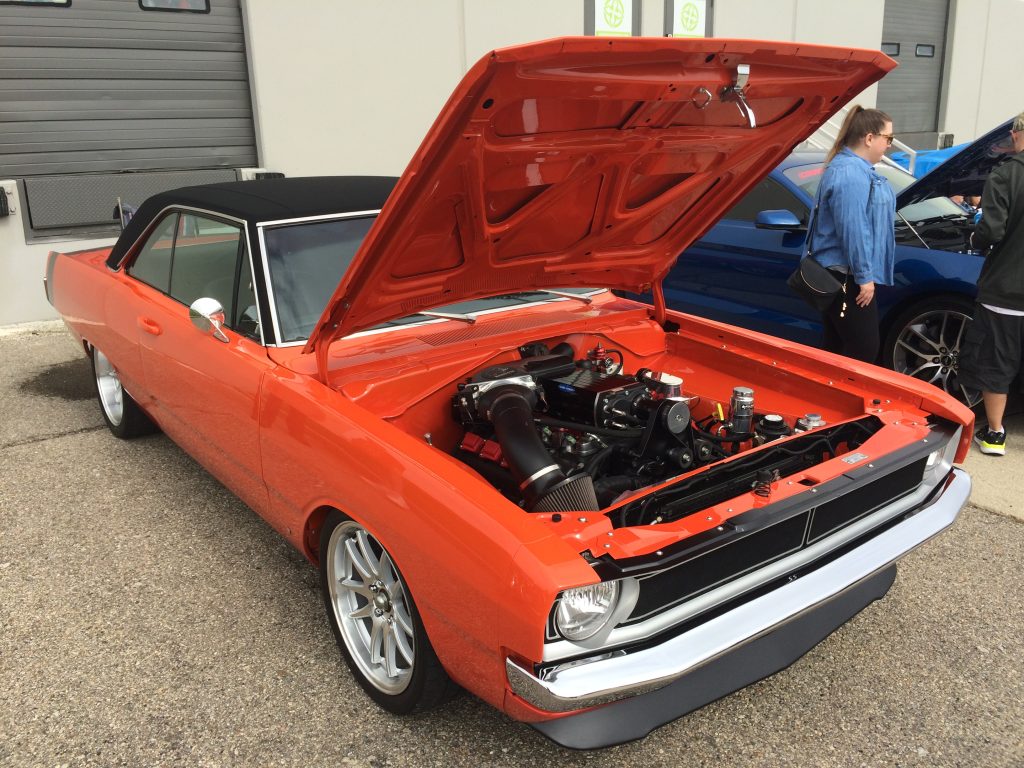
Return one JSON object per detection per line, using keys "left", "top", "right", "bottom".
{"left": 449, "top": 339, "right": 883, "bottom": 523}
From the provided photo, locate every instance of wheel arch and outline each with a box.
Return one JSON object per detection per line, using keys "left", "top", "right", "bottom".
{"left": 302, "top": 504, "right": 338, "bottom": 565}
{"left": 879, "top": 285, "right": 976, "bottom": 349}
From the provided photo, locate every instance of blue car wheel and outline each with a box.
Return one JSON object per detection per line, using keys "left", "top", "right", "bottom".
{"left": 882, "top": 296, "right": 980, "bottom": 407}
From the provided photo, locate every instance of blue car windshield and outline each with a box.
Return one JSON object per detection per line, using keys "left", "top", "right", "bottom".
{"left": 782, "top": 162, "right": 968, "bottom": 222}
{"left": 262, "top": 215, "right": 596, "bottom": 343}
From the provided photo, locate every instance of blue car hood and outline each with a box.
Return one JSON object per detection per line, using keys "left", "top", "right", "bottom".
{"left": 896, "top": 119, "right": 1015, "bottom": 207}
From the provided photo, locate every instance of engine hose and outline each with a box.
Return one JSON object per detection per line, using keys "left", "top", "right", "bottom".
{"left": 690, "top": 421, "right": 753, "bottom": 444}
{"left": 593, "top": 475, "right": 638, "bottom": 507}
{"left": 583, "top": 444, "right": 616, "bottom": 477}
{"left": 485, "top": 387, "right": 566, "bottom": 508}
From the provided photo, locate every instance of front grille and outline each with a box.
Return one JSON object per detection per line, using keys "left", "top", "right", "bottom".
{"left": 807, "top": 458, "right": 924, "bottom": 542}
{"left": 630, "top": 512, "right": 809, "bottom": 621}
{"left": 623, "top": 455, "right": 928, "bottom": 625}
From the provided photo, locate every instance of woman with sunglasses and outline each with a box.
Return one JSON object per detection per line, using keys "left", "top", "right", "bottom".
{"left": 804, "top": 106, "right": 897, "bottom": 362}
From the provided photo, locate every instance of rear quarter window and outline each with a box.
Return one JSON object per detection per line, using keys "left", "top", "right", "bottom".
{"left": 128, "top": 213, "right": 178, "bottom": 293}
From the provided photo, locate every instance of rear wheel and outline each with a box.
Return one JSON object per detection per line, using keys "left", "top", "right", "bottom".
{"left": 91, "top": 347, "right": 157, "bottom": 438}
{"left": 882, "top": 296, "right": 981, "bottom": 407}
{"left": 319, "top": 511, "right": 456, "bottom": 713}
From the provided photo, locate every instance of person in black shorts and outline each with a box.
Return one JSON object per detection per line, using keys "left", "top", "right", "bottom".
{"left": 960, "top": 111, "right": 1024, "bottom": 455}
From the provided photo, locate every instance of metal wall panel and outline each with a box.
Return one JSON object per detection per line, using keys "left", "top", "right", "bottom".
{"left": 24, "top": 168, "right": 237, "bottom": 229}
{"left": 0, "top": 0, "right": 257, "bottom": 179}
{"left": 876, "top": 0, "right": 950, "bottom": 137}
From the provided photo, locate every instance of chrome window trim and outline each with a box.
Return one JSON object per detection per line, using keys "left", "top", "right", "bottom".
{"left": 119, "top": 204, "right": 266, "bottom": 347}
{"left": 256, "top": 210, "right": 381, "bottom": 348}
{"left": 256, "top": 210, "right": 382, "bottom": 229}
{"left": 541, "top": 453, "right": 949, "bottom": 663}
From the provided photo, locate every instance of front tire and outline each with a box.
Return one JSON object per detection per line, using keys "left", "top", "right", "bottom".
{"left": 882, "top": 296, "right": 981, "bottom": 407}
{"left": 91, "top": 347, "right": 157, "bottom": 439}
{"left": 319, "top": 511, "right": 456, "bottom": 713}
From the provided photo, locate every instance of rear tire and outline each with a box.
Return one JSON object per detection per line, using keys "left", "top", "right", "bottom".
{"left": 882, "top": 296, "right": 981, "bottom": 407}
{"left": 91, "top": 347, "right": 157, "bottom": 439}
{"left": 319, "top": 511, "right": 457, "bottom": 713}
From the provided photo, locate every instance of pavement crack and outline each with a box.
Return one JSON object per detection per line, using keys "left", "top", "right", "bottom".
{"left": 1, "top": 425, "right": 106, "bottom": 451}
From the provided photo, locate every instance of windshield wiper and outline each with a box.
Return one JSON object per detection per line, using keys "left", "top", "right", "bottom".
{"left": 536, "top": 289, "right": 593, "bottom": 304}
{"left": 416, "top": 310, "right": 476, "bottom": 324}
{"left": 408, "top": 290, "right": 594, "bottom": 326}
{"left": 492, "top": 289, "right": 594, "bottom": 305}
{"left": 911, "top": 212, "right": 970, "bottom": 224}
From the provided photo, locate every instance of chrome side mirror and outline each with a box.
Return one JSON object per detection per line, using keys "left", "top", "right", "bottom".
{"left": 189, "top": 297, "right": 229, "bottom": 343}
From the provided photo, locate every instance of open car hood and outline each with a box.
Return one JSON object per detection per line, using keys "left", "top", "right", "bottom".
{"left": 306, "top": 37, "right": 894, "bottom": 358}
{"left": 895, "top": 118, "right": 1015, "bottom": 208}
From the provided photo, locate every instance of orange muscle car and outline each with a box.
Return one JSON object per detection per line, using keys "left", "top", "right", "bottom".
{"left": 46, "top": 38, "right": 973, "bottom": 748}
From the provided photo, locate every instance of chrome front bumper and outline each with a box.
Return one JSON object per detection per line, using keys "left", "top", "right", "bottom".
{"left": 508, "top": 467, "right": 970, "bottom": 720}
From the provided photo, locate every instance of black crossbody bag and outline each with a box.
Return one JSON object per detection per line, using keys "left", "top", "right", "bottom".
{"left": 786, "top": 199, "right": 846, "bottom": 312}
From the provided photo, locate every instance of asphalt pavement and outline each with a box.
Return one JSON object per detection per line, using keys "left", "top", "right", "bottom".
{"left": 1, "top": 322, "right": 1022, "bottom": 768}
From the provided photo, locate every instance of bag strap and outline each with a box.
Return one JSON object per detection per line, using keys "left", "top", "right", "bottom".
{"left": 805, "top": 198, "right": 821, "bottom": 259}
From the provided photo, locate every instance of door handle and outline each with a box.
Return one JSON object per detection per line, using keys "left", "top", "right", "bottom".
{"left": 138, "top": 317, "right": 162, "bottom": 336}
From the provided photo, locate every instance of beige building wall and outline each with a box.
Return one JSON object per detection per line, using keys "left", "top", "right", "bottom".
{"left": 714, "top": 0, "right": 886, "bottom": 106}
{"left": 242, "top": 0, "right": 893, "bottom": 180}
{"left": 941, "top": 0, "right": 1024, "bottom": 144}
{"left": 243, "top": 0, "right": 588, "bottom": 178}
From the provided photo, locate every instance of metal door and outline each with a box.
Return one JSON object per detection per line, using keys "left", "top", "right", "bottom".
{"left": 876, "top": 0, "right": 950, "bottom": 143}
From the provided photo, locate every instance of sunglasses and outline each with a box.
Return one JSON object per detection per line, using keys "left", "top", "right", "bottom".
{"left": 874, "top": 133, "right": 896, "bottom": 146}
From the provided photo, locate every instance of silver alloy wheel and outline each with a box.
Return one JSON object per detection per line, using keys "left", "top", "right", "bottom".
{"left": 326, "top": 521, "right": 415, "bottom": 694}
{"left": 891, "top": 307, "right": 981, "bottom": 407}
{"left": 93, "top": 349, "right": 124, "bottom": 426}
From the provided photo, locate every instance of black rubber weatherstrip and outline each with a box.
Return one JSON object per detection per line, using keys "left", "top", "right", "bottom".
{"left": 530, "top": 564, "right": 898, "bottom": 750}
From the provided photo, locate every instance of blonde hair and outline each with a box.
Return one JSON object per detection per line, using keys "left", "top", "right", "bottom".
{"left": 1014, "top": 111, "right": 1024, "bottom": 132}
{"left": 825, "top": 105, "right": 893, "bottom": 164}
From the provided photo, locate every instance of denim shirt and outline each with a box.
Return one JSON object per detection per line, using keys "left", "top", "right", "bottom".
{"left": 806, "top": 147, "right": 896, "bottom": 286}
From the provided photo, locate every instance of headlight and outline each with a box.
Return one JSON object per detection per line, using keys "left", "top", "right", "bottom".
{"left": 554, "top": 581, "right": 621, "bottom": 641}
{"left": 922, "top": 425, "right": 962, "bottom": 486}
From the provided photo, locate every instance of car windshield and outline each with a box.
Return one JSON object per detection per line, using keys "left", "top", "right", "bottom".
{"left": 782, "top": 161, "right": 968, "bottom": 222}
{"left": 262, "top": 215, "right": 597, "bottom": 343}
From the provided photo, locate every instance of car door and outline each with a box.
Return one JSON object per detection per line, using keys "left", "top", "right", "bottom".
{"left": 666, "top": 176, "right": 819, "bottom": 345}
{"left": 127, "top": 210, "right": 271, "bottom": 516}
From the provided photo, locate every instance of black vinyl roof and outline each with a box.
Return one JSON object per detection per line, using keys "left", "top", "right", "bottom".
{"left": 106, "top": 176, "right": 397, "bottom": 269}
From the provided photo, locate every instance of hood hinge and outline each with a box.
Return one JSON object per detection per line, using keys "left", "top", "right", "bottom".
{"left": 652, "top": 281, "right": 679, "bottom": 333}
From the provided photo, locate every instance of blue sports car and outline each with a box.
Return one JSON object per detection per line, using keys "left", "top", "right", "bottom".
{"left": 664, "top": 119, "right": 1015, "bottom": 406}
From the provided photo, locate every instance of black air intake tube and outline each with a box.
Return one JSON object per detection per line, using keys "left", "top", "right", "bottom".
{"left": 482, "top": 385, "right": 598, "bottom": 512}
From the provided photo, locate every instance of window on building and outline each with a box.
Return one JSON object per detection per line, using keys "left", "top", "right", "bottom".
{"left": 915, "top": 44, "right": 935, "bottom": 58}
{"left": 138, "top": 0, "right": 209, "bottom": 13}
{"left": 0, "top": 0, "right": 71, "bottom": 6}
{"left": 881, "top": 42, "right": 900, "bottom": 57}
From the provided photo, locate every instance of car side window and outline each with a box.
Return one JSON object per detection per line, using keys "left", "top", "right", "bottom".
{"left": 724, "top": 178, "right": 809, "bottom": 223}
{"left": 234, "top": 258, "right": 261, "bottom": 342}
{"left": 169, "top": 214, "right": 244, "bottom": 327}
{"left": 128, "top": 213, "right": 178, "bottom": 292}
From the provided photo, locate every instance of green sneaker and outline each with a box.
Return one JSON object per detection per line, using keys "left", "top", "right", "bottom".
{"left": 974, "top": 427, "right": 1006, "bottom": 456}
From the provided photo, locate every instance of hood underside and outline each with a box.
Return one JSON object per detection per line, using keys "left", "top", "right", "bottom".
{"left": 306, "top": 37, "right": 894, "bottom": 356}
{"left": 896, "top": 118, "right": 1015, "bottom": 207}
